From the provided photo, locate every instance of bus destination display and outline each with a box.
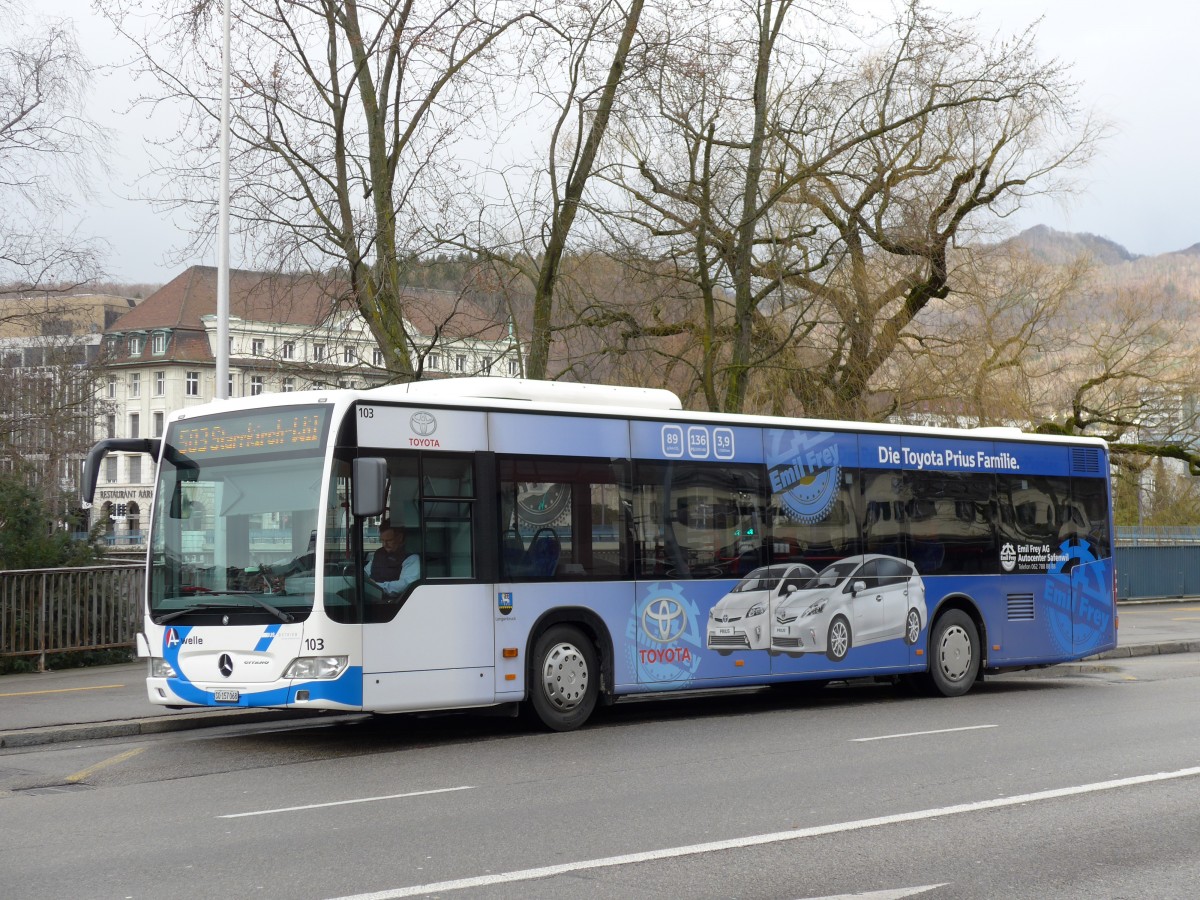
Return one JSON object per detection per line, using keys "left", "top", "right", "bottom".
{"left": 172, "top": 406, "right": 329, "bottom": 459}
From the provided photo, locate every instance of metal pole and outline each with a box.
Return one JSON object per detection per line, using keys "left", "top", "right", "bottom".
{"left": 216, "top": 0, "right": 232, "bottom": 400}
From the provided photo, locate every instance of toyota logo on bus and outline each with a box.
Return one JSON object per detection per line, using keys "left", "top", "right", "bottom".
{"left": 642, "top": 596, "right": 688, "bottom": 643}
{"left": 410, "top": 410, "right": 437, "bottom": 436}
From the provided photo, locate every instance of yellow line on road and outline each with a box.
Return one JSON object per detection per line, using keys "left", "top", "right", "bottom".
{"left": 0, "top": 684, "right": 124, "bottom": 698}
{"left": 67, "top": 747, "right": 146, "bottom": 784}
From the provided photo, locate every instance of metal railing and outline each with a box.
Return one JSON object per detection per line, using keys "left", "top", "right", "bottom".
{"left": 0, "top": 564, "right": 143, "bottom": 670}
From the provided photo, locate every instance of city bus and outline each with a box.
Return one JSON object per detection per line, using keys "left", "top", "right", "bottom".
{"left": 82, "top": 378, "right": 1117, "bottom": 731}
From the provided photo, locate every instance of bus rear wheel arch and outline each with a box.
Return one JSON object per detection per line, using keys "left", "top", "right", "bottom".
{"left": 526, "top": 624, "right": 600, "bottom": 731}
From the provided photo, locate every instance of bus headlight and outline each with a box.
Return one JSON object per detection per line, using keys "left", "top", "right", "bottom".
{"left": 150, "top": 658, "right": 177, "bottom": 678}
{"left": 283, "top": 656, "right": 349, "bottom": 679}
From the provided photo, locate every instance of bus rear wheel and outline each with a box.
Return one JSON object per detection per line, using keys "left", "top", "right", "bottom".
{"left": 527, "top": 625, "right": 599, "bottom": 732}
{"left": 925, "top": 609, "right": 980, "bottom": 697}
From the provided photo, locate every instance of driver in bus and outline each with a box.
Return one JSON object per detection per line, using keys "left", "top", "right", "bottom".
{"left": 367, "top": 523, "right": 420, "bottom": 596}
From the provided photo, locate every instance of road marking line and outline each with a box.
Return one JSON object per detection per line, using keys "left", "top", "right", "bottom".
{"left": 67, "top": 747, "right": 145, "bottom": 783}
{"left": 326, "top": 765, "right": 1200, "bottom": 900}
{"left": 219, "top": 785, "right": 475, "bottom": 819}
{"left": 0, "top": 684, "right": 124, "bottom": 698}
{"left": 851, "top": 724, "right": 998, "bottom": 742}
{"left": 808, "top": 887, "right": 947, "bottom": 900}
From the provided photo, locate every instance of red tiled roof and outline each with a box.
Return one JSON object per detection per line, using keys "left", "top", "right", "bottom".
{"left": 106, "top": 266, "right": 511, "bottom": 344}
{"left": 106, "top": 267, "right": 345, "bottom": 331}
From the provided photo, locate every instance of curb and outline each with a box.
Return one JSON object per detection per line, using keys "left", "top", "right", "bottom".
{"left": 0, "top": 708, "right": 328, "bottom": 749}
{"left": 1088, "top": 640, "right": 1200, "bottom": 660}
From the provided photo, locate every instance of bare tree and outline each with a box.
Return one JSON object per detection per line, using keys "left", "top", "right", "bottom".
{"left": 98, "top": 0, "right": 539, "bottom": 379}
{"left": 0, "top": 0, "right": 107, "bottom": 294}
{"left": 597, "top": 1, "right": 1101, "bottom": 415}
{"left": 447, "top": 0, "right": 646, "bottom": 380}
{"left": 1034, "top": 284, "right": 1200, "bottom": 474}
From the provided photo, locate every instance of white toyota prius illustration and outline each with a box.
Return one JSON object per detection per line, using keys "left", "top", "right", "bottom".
{"left": 707, "top": 563, "right": 818, "bottom": 654}
{"left": 770, "top": 555, "right": 926, "bottom": 661}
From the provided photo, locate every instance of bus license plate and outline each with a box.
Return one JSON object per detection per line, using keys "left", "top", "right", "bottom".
{"left": 212, "top": 689, "right": 240, "bottom": 703}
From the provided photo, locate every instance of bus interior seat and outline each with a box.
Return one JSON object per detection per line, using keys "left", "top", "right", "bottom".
{"left": 525, "top": 533, "right": 560, "bottom": 577}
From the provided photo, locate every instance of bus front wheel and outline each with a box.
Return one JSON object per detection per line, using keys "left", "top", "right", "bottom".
{"left": 925, "top": 609, "right": 980, "bottom": 697}
{"left": 527, "top": 625, "right": 599, "bottom": 732}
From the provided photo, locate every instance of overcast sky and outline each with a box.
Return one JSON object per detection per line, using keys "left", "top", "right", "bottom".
{"left": 45, "top": 0, "right": 1200, "bottom": 282}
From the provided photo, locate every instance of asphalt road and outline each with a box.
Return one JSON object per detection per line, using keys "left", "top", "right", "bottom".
{"left": 3, "top": 649, "right": 1200, "bottom": 899}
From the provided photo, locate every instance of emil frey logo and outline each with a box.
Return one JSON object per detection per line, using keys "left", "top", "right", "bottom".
{"left": 767, "top": 430, "right": 841, "bottom": 524}
{"left": 1000, "top": 543, "right": 1017, "bottom": 572}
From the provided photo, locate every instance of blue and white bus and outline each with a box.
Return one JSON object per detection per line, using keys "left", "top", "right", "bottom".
{"left": 83, "top": 378, "right": 1117, "bottom": 731}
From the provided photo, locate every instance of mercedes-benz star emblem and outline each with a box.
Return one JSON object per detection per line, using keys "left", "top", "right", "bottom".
{"left": 218, "top": 654, "right": 234, "bottom": 678}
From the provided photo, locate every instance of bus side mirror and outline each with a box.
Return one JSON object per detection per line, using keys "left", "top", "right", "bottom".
{"left": 352, "top": 457, "right": 388, "bottom": 518}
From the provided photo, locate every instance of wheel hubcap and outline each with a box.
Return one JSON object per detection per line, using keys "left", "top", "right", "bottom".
{"left": 938, "top": 625, "right": 972, "bottom": 682}
{"left": 907, "top": 612, "right": 920, "bottom": 642}
{"left": 541, "top": 642, "right": 589, "bottom": 710}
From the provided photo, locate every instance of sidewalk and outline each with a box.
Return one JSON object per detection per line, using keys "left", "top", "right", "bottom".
{"left": 4, "top": 600, "right": 1200, "bottom": 748}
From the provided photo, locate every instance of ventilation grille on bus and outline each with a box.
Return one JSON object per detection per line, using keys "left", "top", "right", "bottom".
{"left": 1007, "top": 593, "right": 1036, "bottom": 621}
{"left": 1070, "top": 448, "right": 1103, "bottom": 475}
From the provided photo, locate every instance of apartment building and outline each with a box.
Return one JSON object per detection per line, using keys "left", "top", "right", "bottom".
{"left": 94, "top": 266, "right": 521, "bottom": 543}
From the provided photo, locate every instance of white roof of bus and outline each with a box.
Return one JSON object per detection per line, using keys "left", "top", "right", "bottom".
{"left": 169, "top": 377, "right": 1107, "bottom": 448}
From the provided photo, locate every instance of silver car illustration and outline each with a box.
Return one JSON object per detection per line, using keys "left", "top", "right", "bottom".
{"left": 770, "top": 555, "right": 926, "bottom": 662}
{"left": 707, "top": 563, "right": 818, "bottom": 654}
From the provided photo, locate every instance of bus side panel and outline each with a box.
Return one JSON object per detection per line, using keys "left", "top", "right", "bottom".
{"left": 981, "top": 556, "right": 1116, "bottom": 666}
{"left": 491, "top": 581, "right": 637, "bottom": 701}
{"left": 362, "top": 584, "right": 495, "bottom": 713}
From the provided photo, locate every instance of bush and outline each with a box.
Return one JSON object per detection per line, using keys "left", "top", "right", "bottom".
{"left": 0, "top": 471, "right": 103, "bottom": 570}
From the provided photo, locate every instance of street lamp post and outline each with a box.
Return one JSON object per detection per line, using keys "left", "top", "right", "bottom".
{"left": 216, "top": 0, "right": 231, "bottom": 399}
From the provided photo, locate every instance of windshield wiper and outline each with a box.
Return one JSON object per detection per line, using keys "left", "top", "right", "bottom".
{"left": 155, "top": 603, "right": 224, "bottom": 625}
{"left": 154, "top": 595, "right": 294, "bottom": 625}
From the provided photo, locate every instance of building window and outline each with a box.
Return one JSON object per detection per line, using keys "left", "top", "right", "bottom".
{"left": 313, "top": 343, "right": 325, "bottom": 361}
{"left": 429, "top": 354, "right": 440, "bottom": 370}
{"left": 252, "top": 338, "right": 265, "bottom": 356}
{"left": 152, "top": 332, "right": 166, "bottom": 354}
{"left": 186, "top": 371, "right": 199, "bottom": 396}
{"left": 373, "top": 348, "right": 384, "bottom": 366}
{"left": 508, "top": 358, "right": 518, "bottom": 376}
{"left": 129, "top": 335, "right": 143, "bottom": 355}
{"left": 154, "top": 371, "right": 165, "bottom": 396}
{"left": 282, "top": 341, "right": 295, "bottom": 359}
{"left": 106, "top": 376, "right": 116, "bottom": 399}
{"left": 228, "top": 374, "right": 234, "bottom": 396}
{"left": 455, "top": 354, "right": 466, "bottom": 372}
{"left": 106, "top": 414, "right": 116, "bottom": 439}
{"left": 129, "top": 456, "right": 142, "bottom": 484}
{"left": 282, "top": 377, "right": 295, "bottom": 392}
{"left": 250, "top": 375, "right": 264, "bottom": 396}
{"left": 104, "top": 457, "right": 117, "bottom": 483}
{"left": 483, "top": 356, "right": 493, "bottom": 374}
{"left": 343, "top": 346, "right": 355, "bottom": 364}
{"left": 129, "top": 413, "right": 140, "bottom": 438}
{"left": 153, "top": 411, "right": 164, "bottom": 437}
{"left": 129, "top": 373, "right": 141, "bottom": 398}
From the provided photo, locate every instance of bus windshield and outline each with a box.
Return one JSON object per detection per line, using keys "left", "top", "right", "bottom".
{"left": 148, "top": 405, "right": 332, "bottom": 622}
